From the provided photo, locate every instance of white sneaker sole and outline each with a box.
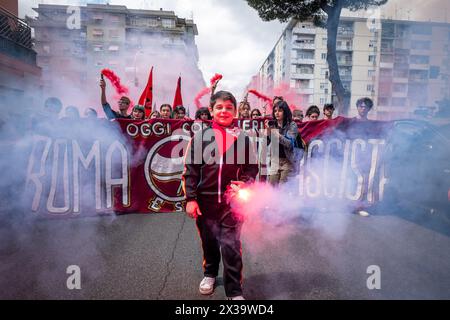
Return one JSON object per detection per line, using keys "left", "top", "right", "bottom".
{"left": 199, "top": 286, "right": 214, "bottom": 295}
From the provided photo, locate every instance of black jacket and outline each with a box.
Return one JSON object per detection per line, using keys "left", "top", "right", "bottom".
{"left": 182, "top": 126, "right": 259, "bottom": 204}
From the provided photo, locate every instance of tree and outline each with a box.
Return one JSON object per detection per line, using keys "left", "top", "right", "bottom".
{"left": 246, "top": 0, "right": 388, "bottom": 115}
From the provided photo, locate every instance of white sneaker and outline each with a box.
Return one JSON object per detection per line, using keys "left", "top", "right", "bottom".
{"left": 199, "top": 277, "right": 215, "bottom": 295}
{"left": 227, "top": 295, "right": 245, "bottom": 300}
{"left": 358, "top": 210, "right": 370, "bottom": 217}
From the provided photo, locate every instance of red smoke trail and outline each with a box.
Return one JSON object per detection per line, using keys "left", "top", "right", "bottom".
{"left": 194, "top": 87, "right": 211, "bottom": 109}
{"left": 210, "top": 73, "right": 223, "bottom": 87}
{"left": 101, "top": 68, "right": 129, "bottom": 96}
{"left": 273, "top": 82, "right": 304, "bottom": 111}
{"left": 194, "top": 73, "right": 223, "bottom": 109}
{"left": 248, "top": 89, "right": 272, "bottom": 104}
{"left": 248, "top": 89, "right": 273, "bottom": 113}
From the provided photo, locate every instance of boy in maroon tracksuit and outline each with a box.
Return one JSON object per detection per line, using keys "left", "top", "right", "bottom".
{"left": 182, "top": 91, "right": 258, "bottom": 300}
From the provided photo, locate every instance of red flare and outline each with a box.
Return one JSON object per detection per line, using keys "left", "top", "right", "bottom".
{"left": 101, "top": 68, "right": 129, "bottom": 96}
{"left": 194, "top": 87, "right": 211, "bottom": 109}
{"left": 210, "top": 73, "right": 223, "bottom": 87}
{"left": 248, "top": 89, "right": 272, "bottom": 105}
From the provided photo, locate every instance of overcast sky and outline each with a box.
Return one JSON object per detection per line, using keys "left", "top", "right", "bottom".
{"left": 19, "top": 0, "right": 450, "bottom": 96}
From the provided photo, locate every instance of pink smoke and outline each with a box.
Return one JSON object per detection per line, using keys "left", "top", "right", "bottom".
{"left": 248, "top": 89, "right": 272, "bottom": 104}
{"left": 273, "top": 82, "right": 304, "bottom": 111}
{"left": 194, "top": 87, "right": 211, "bottom": 109}
{"left": 101, "top": 68, "right": 129, "bottom": 96}
{"left": 246, "top": 76, "right": 305, "bottom": 114}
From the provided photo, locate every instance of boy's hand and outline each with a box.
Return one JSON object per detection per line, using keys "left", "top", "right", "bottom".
{"left": 225, "top": 181, "right": 245, "bottom": 202}
{"left": 100, "top": 79, "right": 106, "bottom": 90}
{"left": 230, "top": 181, "right": 245, "bottom": 189}
{"left": 186, "top": 200, "right": 202, "bottom": 219}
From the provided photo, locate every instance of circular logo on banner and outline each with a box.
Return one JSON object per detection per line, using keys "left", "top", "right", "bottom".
{"left": 145, "top": 134, "right": 191, "bottom": 202}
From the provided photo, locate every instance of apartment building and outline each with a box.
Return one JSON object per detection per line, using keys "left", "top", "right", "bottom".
{"left": 251, "top": 17, "right": 450, "bottom": 120}
{"left": 28, "top": 3, "right": 204, "bottom": 109}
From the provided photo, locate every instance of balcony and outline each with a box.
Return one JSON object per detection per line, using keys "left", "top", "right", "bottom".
{"left": 293, "top": 27, "right": 315, "bottom": 35}
{"left": 297, "top": 87, "right": 314, "bottom": 94}
{"left": 393, "top": 76, "right": 409, "bottom": 83}
{"left": 380, "top": 62, "right": 393, "bottom": 68}
{"left": 0, "top": 6, "right": 36, "bottom": 65}
{"left": 409, "top": 63, "right": 429, "bottom": 70}
{"left": 291, "top": 57, "right": 315, "bottom": 65}
{"left": 291, "top": 73, "right": 314, "bottom": 80}
{"left": 337, "top": 30, "right": 354, "bottom": 37}
{"left": 409, "top": 77, "right": 428, "bottom": 83}
{"left": 337, "top": 59, "right": 353, "bottom": 66}
{"left": 292, "top": 42, "right": 315, "bottom": 50}
{"left": 339, "top": 74, "right": 352, "bottom": 81}
{"left": 336, "top": 45, "right": 353, "bottom": 51}
{"left": 392, "top": 91, "right": 408, "bottom": 98}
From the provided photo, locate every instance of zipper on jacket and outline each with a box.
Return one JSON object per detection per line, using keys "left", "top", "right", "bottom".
{"left": 218, "top": 156, "right": 223, "bottom": 203}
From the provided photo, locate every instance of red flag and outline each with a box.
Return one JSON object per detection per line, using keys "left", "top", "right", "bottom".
{"left": 139, "top": 67, "right": 153, "bottom": 118}
{"left": 173, "top": 76, "right": 183, "bottom": 108}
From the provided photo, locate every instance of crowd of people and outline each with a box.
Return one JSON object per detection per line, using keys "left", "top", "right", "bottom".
{"left": 98, "top": 78, "right": 375, "bottom": 123}
{"left": 10, "top": 80, "right": 376, "bottom": 301}
{"left": 28, "top": 78, "right": 376, "bottom": 127}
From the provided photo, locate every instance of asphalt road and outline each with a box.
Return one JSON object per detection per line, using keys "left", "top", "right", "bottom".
{"left": 1, "top": 207, "right": 449, "bottom": 300}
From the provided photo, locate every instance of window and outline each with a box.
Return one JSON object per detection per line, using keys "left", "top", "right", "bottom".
{"left": 368, "top": 70, "right": 375, "bottom": 77}
{"left": 411, "top": 40, "right": 431, "bottom": 50}
{"left": 148, "top": 18, "right": 159, "bottom": 27}
{"left": 109, "top": 29, "right": 120, "bottom": 39}
{"left": 410, "top": 55, "right": 429, "bottom": 64}
{"left": 162, "top": 18, "right": 175, "bottom": 28}
{"left": 368, "top": 55, "right": 376, "bottom": 62}
{"left": 320, "top": 98, "right": 326, "bottom": 105}
{"left": 380, "top": 68, "right": 391, "bottom": 77}
{"left": 290, "top": 80, "right": 296, "bottom": 88}
{"left": 92, "top": 29, "right": 104, "bottom": 37}
{"left": 111, "top": 15, "right": 120, "bottom": 23}
{"left": 393, "top": 84, "right": 407, "bottom": 92}
{"left": 380, "top": 54, "right": 393, "bottom": 63}
{"left": 393, "top": 69, "right": 408, "bottom": 78}
{"left": 367, "top": 84, "right": 374, "bottom": 92}
{"left": 378, "top": 97, "right": 389, "bottom": 106}
{"left": 392, "top": 98, "right": 407, "bottom": 106}
{"left": 322, "top": 37, "right": 327, "bottom": 45}
{"left": 321, "top": 53, "right": 327, "bottom": 60}
{"left": 93, "top": 45, "right": 103, "bottom": 52}
{"left": 320, "top": 82, "right": 328, "bottom": 90}
{"left": 429, "top": 66, "right": 440, "bottom": 79}
{"left": 412, "top": 25, "right": 432, "bottom": 35}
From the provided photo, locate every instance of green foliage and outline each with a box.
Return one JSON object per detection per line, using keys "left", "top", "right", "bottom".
{"left": 246, "top": 0, "right": 388, "bottom": 26}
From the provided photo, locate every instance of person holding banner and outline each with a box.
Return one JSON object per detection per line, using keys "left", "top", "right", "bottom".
{"left": 160, "top": 104, "right": 173, "bottom": 119}
{"left": 182, "top": 91, "right": 258, "bottom": 300}
{"left": 265, "top": 100, "right": 304, "bottom": 186}
{"left": 353, "top": 97, "right": 375, "bottom": 217}
{"left": 131, "top": 105, "right": 145, "bottom": 121}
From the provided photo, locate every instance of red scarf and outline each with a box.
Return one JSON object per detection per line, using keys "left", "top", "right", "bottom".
{"left": 212, "top": 122, "right": 240, "bottom": 157}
